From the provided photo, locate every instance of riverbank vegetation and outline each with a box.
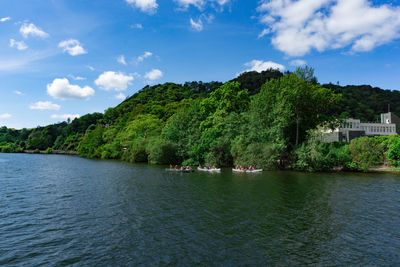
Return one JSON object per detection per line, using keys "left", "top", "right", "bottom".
{"left": 2, "top": 67, "right": 400, "bottom": 172}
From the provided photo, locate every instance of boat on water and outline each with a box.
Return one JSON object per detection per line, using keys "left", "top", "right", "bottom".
{"left": 197, "top": 167, "right": 221, "bottom": 172}
{"left": 232, "top": 168, "right": 263, "bottom": 173}
{"left": 166, "top": 168, "right": 194, "bottom": 173}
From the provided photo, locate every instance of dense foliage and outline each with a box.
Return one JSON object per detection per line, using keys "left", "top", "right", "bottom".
{"left": 2, "top": 67, "right": 400, "bottom": 172}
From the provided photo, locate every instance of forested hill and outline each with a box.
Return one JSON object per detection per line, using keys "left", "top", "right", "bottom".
{"left": 1, "top": 68, "right": 400, "bottom": 171}
{"left": 234, "top": 70, "right": 400, "bottom": 122}
{"left": 323, "top": 83, "right": 400, "bottom": 122}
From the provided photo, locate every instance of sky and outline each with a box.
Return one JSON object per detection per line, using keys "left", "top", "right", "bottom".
{"left": 1, "top": 0, "right": 400, "bottom": 129}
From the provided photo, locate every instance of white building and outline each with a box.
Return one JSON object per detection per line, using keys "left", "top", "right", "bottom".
{"left": 322, "top": 112, "right": 399, "bottom": 143}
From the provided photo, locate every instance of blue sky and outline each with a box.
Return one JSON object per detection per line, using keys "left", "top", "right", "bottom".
{"left": 1, "top": 0, "right": 400, "bottom": 129}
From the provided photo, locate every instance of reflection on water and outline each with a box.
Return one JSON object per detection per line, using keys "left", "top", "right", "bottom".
{"left": 0, "top": 154, "right": 399, "bottom": 265}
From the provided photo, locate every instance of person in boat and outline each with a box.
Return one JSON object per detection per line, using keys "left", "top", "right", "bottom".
{"left": 174, "top": 165, "right": 178, "bottom": 169}
{"left": 170, "top": 164, "right": 173, "bottom": 170}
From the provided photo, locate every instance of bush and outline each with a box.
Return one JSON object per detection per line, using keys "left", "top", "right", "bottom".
{"left": 121, "top": 138, "right": 148, "bottom": 163}
{"left": 231, "top": 139, "right": 279, "bottom": 170}
{"left": 0, "top": 143, "right": 18, "bottom": 153}
{"left": 349, "top": 137, "right": 385, "bottom": 171}
{"left": 148, "top": 138, "right": 180, "bottom": 164}
{"left": 294, "top": 140, "right": 352, "bottom": 172}
{"left": 388, "top": 138, "right": 400, "bottom": 167}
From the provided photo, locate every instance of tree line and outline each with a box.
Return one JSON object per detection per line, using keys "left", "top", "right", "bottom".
{"left": 2, "top": 67, "right": 400, "bottom": 172}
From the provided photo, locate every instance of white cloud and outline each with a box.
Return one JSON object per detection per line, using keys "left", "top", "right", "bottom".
{"left": 95, "top": 71, "right": 134, "bottom": 91}
{"left": 176, "top": 0, "right": 204, "bottom": 9}
{"left": 125, "top": 0, "right": 158, "bottom": 14}
{"left": 115, "top": 93, "right": 126, "bottom": 100}
{"left": 258, "top": 28, "right": 270, "bottom": 39}
{"left": 190, "top": 18, "right": 203, "bottom": 31}
{"left": 87, "top": 65, "right": 95, "bottom": 71}
{"left": 14, "top": 90, "right": 23, "bottom": 95}
{"left": 174, "top": 0, "right": 230, "bottom": 10}
{"left": 137, "top": 51, "right": 153, "bottom": 62}
{"left": 118, "top": 55, "right": 127, "bottom": 65}
{"left": 242, "top": 60, "right": 285, "bottom": 73}
{"left": 58, "top": 39, "right": 87, "bottom": 56}
{"left": 131, "top": 23, "right": 143, "bottom": 29}
{"left": 51, "top": 114, "right": 80, "bottom": 120}
{"left": 144, "top": 69, "right": 163, "bottom": 80}
{"left": 257, "top": 0, "right": 400, "bottom": 56}
{"left": 47, "top": 78, "right": 95, "bottom": 99}
{"left": 30, "top": 101, "right": 61, "bottom": 110}
{"left": 0, "top": 17, "right": 11, "bottom": 22}
{"left": 9, "top": 39, "right": 28, "bottom": 50}
{"left": 68, "top": 74, "right": 86, "bottom": 81}
{"left": 290, "top": 59, "right": 307, "bottom": 67}
{"left": 0, "top": 113, "right": 11, "bottom": 119}
{"left": 20, "top": 23, "right": 49, "bottom": 38}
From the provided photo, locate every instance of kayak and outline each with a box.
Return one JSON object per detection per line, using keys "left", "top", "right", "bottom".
{"left": 166, "top": 168, "right": 194, "bottom": 173}
{"left": 197, "top": 167, "right": 221, "bottom": 172}
{"left": 232, "top": 168, "right": 263, "bottom": 173}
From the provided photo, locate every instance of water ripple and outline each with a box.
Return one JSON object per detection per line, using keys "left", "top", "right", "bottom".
{"left": 0, "top": 154, "right": 400, "bottom": 265}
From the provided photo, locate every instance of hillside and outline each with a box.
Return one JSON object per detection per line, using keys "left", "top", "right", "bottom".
{"left": 1, "top": 68, "right": 400, "bottom": 171}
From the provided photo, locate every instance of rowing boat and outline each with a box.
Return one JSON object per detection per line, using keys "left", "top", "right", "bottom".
{"left": 232, "top": 168, "right": 263, "bottom": 173}
{"left": 197, "top": 167, "right": 221, "bottom": 172}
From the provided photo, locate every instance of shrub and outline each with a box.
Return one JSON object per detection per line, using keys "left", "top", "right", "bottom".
{"left": 349, "top": 137, "right": 385, "bottom": 171}
{"left": 388, "top": 138, "right": 400, "bottom": 167}
{"left": 148, "top": 138, "right": 180, "bottom": 165}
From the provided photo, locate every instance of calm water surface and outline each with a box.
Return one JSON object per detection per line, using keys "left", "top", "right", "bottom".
{"left": 0, "top": 154, "right": 399, "bottom": 266}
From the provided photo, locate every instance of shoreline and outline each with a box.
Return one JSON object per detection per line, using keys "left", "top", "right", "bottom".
{"left": 2, "top": 151, "right": 400, "bottom": 174}
{"left": 21, "top": 150, "right": 78, "bottom": 155}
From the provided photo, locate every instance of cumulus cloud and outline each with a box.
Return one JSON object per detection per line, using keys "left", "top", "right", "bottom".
{"left": 30, "top": 101, "right": 61, "bottom": 110}
{"left": 290, "top": 59, "right": 307, "bottom": 67}
{"left": 0, "top": 113, "right": 11, "bottom": 119}
{"left": 51, "top": 114, "right": 80, "bottom": 120}
{"left": 20, "top": 23, "right": 49, "bottom": 38}
{"left": 257, "top": 0, "right": 400, "bottom": 56}
{"left": 9, "top": 39, "right": 28, "bottom": 50}
{"left": 58, "top": 39, "right": 87, "bottom": 56}
{"left": 95, "top": 71, "right": 134, "bottom": 91}
{"left": 190, "top": 18, "right": 203, "bottom": 31}
{"left": 144, "top": 69, "right": 163, "bottom": 80}
{"left": 0, "top": 17, "right": 11, "bottom": 22}
{"left": 115, "top": 93, "right": 126, "bottom": 100}
{"left": 125, "top": 0, "right": 158, "bottom": 14}
{"left": 137, "top": 51, "right": 153, "bottom": 62}
{"left": 47, "top": 78, "right": 95, "bottom": 99}
{"left": 243, "top": 60, "right": 285, "bottom": 73}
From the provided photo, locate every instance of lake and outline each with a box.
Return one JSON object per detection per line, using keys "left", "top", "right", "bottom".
{"left": 0, "top": 154, "right": 399, "bottom": 266}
